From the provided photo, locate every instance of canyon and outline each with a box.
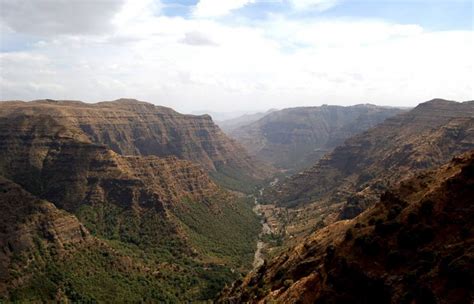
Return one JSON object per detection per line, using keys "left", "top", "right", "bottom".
{"left": 0, "top": 98, "right": 472, "bottom": 303}
{"left": 0, "top": 99, "right": 264, "bottom": 301}
{"left": 219, "top": 149, "right": 474, "bottom": 303}
{"left": 227, "top": 104, "right": 404, "bottom": 172}
{"left": 261, "top": 99, "right": 474, "bottom": 245}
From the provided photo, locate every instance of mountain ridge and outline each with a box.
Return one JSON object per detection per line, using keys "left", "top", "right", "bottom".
{"left": 262, "top": 99, "right": 474, "bottom": 242}
{"left": 218, "top": 149, "right": 474, "bottom": 303}
{"left": 0, "top": 100, "right": 262, "bottom": 301}
{"left": 0, "top": 98, "right": 273, "bottom": 192}
{"left": 229, "top": 103, "right": 405, "bottom": 171}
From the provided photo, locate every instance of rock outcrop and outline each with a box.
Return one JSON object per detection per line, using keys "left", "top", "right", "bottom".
{"left": 218, "top": 150, "right": 474, "bottom": 304}
{"left": 229, "top": 104, "right": 404, "bottom": 171}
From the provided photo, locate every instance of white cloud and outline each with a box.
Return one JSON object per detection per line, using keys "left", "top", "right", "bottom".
{"left": 180, "top": 31, "right": 218, "bottom": 46}
{"left": 0, "top": 0, "right": 127, "bottom": 35}
{"left": 0, "top": 0, "right": 472, "bottom": 112}
{"left": 290, "top": 0, "right": 340, "bottom": 11}
{"left": 193, "top": 0, "right": 255, "bottom": 18}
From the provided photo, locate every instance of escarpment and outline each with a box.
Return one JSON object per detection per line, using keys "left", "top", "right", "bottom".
{"left": 0, "top": 98, "right": 272, "bottom": 192}
{"left": 0, "top": 100, "right": 261, "bottom": 302}
{"left": 229, "top": 104, "right": 404, "bottom": 171}
{"left": 218, "top": 149, "right": 474, "bottom": 304}
{"left": 265, "top": 99, "right": 474, "bottom": 238}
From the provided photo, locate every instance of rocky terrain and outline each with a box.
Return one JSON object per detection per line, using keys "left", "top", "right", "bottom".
{"left": 0, "top": 100, "right": 262, "bottom": 302}
{"left": 0, "top": 99, "right": 272, "bottom": 192}
{"left": 219, "top": 149, "right": 474, "bottom": 304}
{"left": 264, "top": 99, "right": 474, "bottom": 241}
{"left": 229, "top": 104, "right": 404, "bottom": 171}
{"left": 1, "top": 98, "right": 472, "bottom": 303}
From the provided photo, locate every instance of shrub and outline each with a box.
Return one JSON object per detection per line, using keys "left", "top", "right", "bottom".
{"left": 355, "top": 235, "right": 380, "bottom": 256}
{"left": 344, "top": 229, "right": 353, "bottom": 241}
{"left": 397, "top": 225, "right": 434, "bottom": 249}
{"left": 386, "top": 250, "right": 404, "bottom": 269}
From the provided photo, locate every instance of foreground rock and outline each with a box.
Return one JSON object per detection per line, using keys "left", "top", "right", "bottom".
{"left": 218, "top": 150, "right": 474, "bottom": 304}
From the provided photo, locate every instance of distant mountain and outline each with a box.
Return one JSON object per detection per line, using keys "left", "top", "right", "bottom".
{"left": 265, "top": 99, "right": 474, "bottom": 240}
{"left": 0, "top": 99, "right": 262, "bottom": 301}
{"left": 229, "top": 104, "right": 405, "bottom": 171}
{"left": 0, "top": 99, "right": 273, "bottom": 192}
{"left": 219, "top": 149, "right": 474, "bottom": 303}
{"left": 217, "top": 109, "right": 277, "bottom": 133}
{"left": 191, "top": 110, "right": 262, "bottom": 122}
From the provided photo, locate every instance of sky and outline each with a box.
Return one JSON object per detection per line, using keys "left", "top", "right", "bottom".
{"left": 0, "top": 0, "right": 473, "bottom": 113}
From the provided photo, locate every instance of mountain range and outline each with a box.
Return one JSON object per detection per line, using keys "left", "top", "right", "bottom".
{"left": 261, "top": 99, "right": 474, "bottom": 244}
{"left": 0, "top": 97, "right": 472, "bottom": 303}
{"left": 0, "top": 99, "right": 265, "bottom": 301}
{"left": 227, "top": 104, "right": 404, "bottom": 171}
{"left": 219, "top": 149, "right": 474, "bottom": 303}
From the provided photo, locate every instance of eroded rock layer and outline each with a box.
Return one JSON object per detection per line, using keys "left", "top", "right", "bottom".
{"left": 0, "top": 100, "right": 261, "bottom": 302}
{"left": 265, "top": 99, "right": 474, "bottom": 238}
{"left": 0, "top": 98, "right": 271, "bottom": 191}
{"left": 229, "top": 104, "right": 404, "bottom": 171}
{"left": 219, "top": 150, "right": 474, "bottom": 304}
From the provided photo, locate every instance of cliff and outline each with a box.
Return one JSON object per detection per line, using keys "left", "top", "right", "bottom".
{"left": 264, "top": 99, "right": 474, "bottom": 240}
{"left": 229, "top": 104, "right": 404, "bottom": 171}
{"left": 0, "top": 100, "right": 261, "bottom": 301}
{"left": 219, "top": 149, "right": 474, "bottom": 304}
{"left": 0, "top": 98, "right": 272, "bottom": 191}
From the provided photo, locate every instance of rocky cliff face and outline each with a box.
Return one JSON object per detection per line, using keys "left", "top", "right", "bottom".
{"left": 265, "top": 99, "right": 474, "bottom": 238}
{"left": 0, "top": 99, "right": 271, "bottom": 191}
{"left": 229, "top": 104, "right": 404, "bottom": 171}
{"left": 0, "top": 100, "right": 261, "bottom": 302}
{"left": 218, "top": 150, "right": 474, "bottom": 304}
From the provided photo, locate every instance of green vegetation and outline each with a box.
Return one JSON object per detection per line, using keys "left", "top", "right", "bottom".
{"left": 7, "top": 197, "right": 261, "bottom": 302}
{"left": 175, "top": 197, "right": 260, "bottom": 269}
{"left": 210, "top": 165, "right": 262, "bottom": 193}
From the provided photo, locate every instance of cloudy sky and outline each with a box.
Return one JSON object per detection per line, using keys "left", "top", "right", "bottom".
{"left": 0, "top": 0, "right": 472, "bottom": 113}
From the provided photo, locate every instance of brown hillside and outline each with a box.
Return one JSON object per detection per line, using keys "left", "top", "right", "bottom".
{"left": 219, "top": 149, "right": 474, "bottom": 304}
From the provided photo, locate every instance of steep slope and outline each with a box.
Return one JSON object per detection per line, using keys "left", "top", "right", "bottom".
{"left": 0, "top": 104, "right": 261, "bottom": 301}
{"left": 219, "top": 150, "right": 474, "bottom": 304}
{"left": 0, "top": 176, "right": 91, "bottom": 296}
{"left": 0, "top": 176, "right": 257, "bottom": 302}
{"left": 230, "top": 104, "right": 404, "bottom": 171}
{"left": 265, "top": 99, "right": 474, "bottom": 240}
{"left": 0, "top": 99, "right": 271, "bottom": 192}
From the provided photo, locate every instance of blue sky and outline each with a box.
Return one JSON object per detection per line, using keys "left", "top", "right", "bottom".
{"left": 0, "top": 0, "right": 472, "bottom": 112}
{"left": 159, "top": 0, "right": 473, "bottom": 30}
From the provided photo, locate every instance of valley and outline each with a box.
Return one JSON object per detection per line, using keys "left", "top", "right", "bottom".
{"left": 1, "top": 2, "right": 472, "bottom": 302}
{"left": 0, "top": 98, "right": 472, "bottom": 303}
{"left": 0, "top": 99, "right": 265, "bottom": 302}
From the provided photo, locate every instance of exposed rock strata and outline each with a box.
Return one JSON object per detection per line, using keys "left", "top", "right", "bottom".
{"left": 266, "top": 99, "right": 474, "bottom": 236}
{"left": 230, "top": 104, "right": 404, "bottom": 171}
{"left": 218, "top": 150, "right": 474, "bottom": 304}
{"left": 0, "top": 98, "right": 271, "bottom": 191}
